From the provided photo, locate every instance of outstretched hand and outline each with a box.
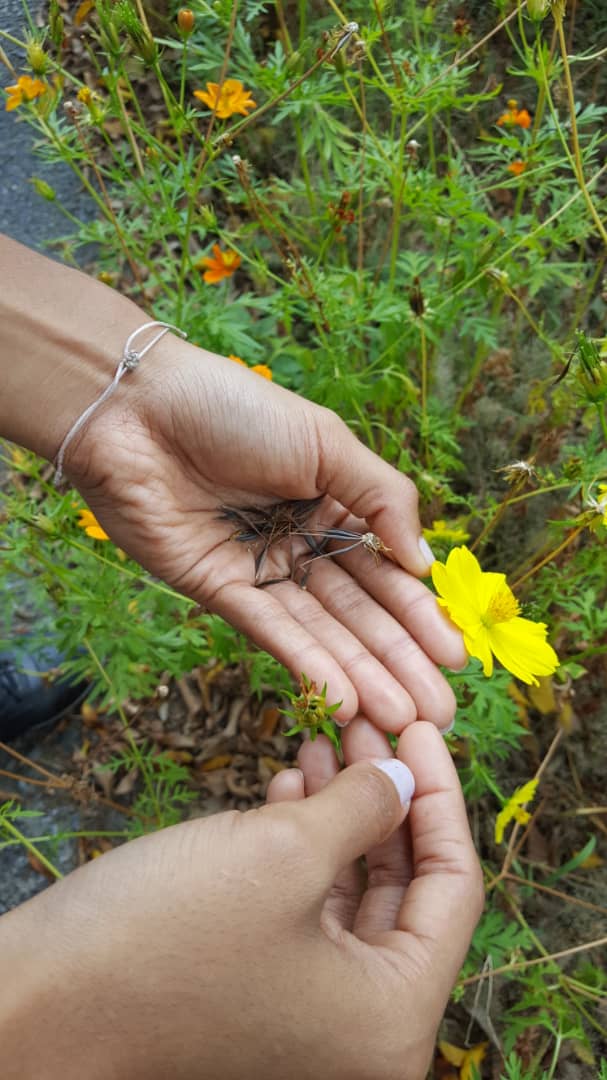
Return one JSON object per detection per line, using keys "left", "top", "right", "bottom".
{"left": 1, "top": 721, "right": 483, "bottom": 1080}
{"left": 66, "top": 337, "right": 466, "bottom": 731}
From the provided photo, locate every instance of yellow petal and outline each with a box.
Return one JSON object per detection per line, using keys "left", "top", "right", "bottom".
{"left": 461, "top": 1042, "right": 489, "bottom": 1080}
{"left": 463, "top": 625, "right": 494, "bottom": 677}
{"left": 512, "top": 778, "right": 538, "bottom": 806}
{"left": 438, "top": 1041, "right": 467, "bottom": 1067}
{"left": 495, "top": 804, "right": 513, "bottom": 843}
{"left": 489, "top": 617, "right": 558, "bottom": 685}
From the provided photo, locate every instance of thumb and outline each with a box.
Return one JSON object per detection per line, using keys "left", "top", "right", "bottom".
{"left": 318, "top": 417, "right": 435, "bottom": 577}
{"left": 297, "top": 757, "right": 415, "bottom": 883}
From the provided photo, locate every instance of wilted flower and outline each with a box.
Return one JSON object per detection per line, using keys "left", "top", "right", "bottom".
{"left": 498, "top": 460, "right": 537, "bottom": 485}
{"left": 431, "top": 546, "right": 559, "bottom": 685}
{"left": 198, "top": 244, "right": 241, "bottom": 283}
{"left": 193, "top": 79, "right": 256, "bottom": 120}
{"left": 585, "top": 482, "right": 607, "bottom": 525}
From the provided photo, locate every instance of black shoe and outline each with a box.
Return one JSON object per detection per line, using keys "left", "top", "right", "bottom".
{"left": 0, "top": 647, "right": 88, "bottom": 741}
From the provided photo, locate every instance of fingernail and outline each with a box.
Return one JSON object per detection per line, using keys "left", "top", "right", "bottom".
{"left": 334, "top": 716, "right": 351, "bottom": 729}
{"left": 371, "top": 758, "right": 415, "bottom": 807}
{"left": 441, "top": 717, "right": 456, "bottom": 735}
{"left": 418, "top": 536, "right": 435, "bottom": 568}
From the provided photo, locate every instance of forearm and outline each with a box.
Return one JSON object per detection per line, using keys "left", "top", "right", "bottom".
{"left": 0, "top": 235, "right": 147, "bottom": 462}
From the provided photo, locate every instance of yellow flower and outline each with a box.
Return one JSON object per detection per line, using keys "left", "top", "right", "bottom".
{"left": 198, "top": 244, "right": 241, "bottom": 283}
{"left": 431, "top": 546, "right": 559, "bottom": 685}
{"left": 495, "top": 778, "right": 538, "bottom": 843}
{"left": 193, "top": 78, "right": 256, "bottom": 120}
{"left": 228, "top": 353, "right": 247, "bottom": 366}
{"left": 438, "top": 1040, "right": 489, "bottom": 1080}
{"left": 77, "top": 509, "right": 110, "bottom": 541}
{"left": 5, "top": 74, "right": 47, "bottom": 111}
{"left": 423, "top": 519, "right": 470, "bottom": 544}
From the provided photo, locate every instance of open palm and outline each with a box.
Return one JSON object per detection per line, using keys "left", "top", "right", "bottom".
{"left": 67, "top": 339, "right": 465, "bottom": 731}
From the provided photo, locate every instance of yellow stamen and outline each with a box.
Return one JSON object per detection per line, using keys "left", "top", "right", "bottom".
{"left": 484, "top": 586, "right": 520, "bottom": 625}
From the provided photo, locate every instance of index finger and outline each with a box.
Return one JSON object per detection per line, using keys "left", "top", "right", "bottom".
{"left": 317, "top": 418, "right": 434, "bottom": 578}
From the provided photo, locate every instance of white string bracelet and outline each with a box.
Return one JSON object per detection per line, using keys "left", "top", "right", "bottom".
{"left": 53, "top": 320, "right": 187, "bottom": 485}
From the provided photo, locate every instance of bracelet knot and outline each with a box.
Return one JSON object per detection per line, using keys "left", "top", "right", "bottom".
{"left": 53, "top": 319, "right": 187, "bottom": 485}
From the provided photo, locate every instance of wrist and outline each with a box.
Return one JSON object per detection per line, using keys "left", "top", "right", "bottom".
{"left": 0, "top": 235, "right": 148, "bottom": 462}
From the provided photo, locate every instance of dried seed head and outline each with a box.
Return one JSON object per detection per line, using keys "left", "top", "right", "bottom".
{"left": 498, "top": 460, "right": 538, "bottom": 485}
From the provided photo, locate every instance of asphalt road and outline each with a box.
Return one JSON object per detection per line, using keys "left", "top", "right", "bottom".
{"left": 0, "top": 0, "right": 94, "bottom": 251}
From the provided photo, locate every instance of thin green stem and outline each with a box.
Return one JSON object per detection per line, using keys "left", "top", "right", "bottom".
{"left": 554, "top": 11, "right": 607, "bottom": 248}
{"left": 82, "top": 638, "right": 163, "bottom": 826}
{"left": 598, "top": 403, "right": 607, "bottom": 445}
{"left": 0, "top": 814, "right": 63, "bottom": 878}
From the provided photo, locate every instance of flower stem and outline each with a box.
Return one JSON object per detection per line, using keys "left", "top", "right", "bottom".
{"left": 0, "top": 813, "right": 63, "bottom": 879}
{"left": 510, "top": 524, "right": 586, "bottom": 591}
{"left": 597, "top": 403, "right": 607, "bottom": 446}
{"left": 554, "top": 10, "right": 607, "bottom": 248}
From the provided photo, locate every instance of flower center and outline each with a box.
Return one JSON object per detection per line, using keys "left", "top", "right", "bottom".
{"left": 483, "top": 586, "right": 520, "bottom": 626}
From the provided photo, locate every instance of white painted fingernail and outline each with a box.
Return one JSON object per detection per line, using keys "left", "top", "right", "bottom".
{"left": 371, "top": 758, "right": 415, "bottom": 807}
{"left": 419, "top": 536, "right": 436, "bottom": 567}
{"left": 334, "top": 716, "right": 351, "bottom": 729}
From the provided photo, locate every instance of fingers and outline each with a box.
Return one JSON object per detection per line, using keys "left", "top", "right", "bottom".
{"left": 301, "top": 556, "right": 458, "bottom": 730}
{"left": 316, "top": 415, "right": 433, "bottom": 578}
{"left": 340, "top": 720, "right": 415, "bottom": 940}
{"left": 295, "top": 744, "right": 414, "bottom": 892}
{"left": 275, "top": 581, "right": 418, "bottom": 733}
{"left": 207, "top": 579, "right": 359, "bottom": 722}
{"left": 318, "top": 515, "right": 467, "bottom": 673}
{"left": 266, "top": 768, "right": 305, "bottom": 803}
{"left": 387, "top": 723, "right": 484, "bottom": 996}
{"left": 296, "top": 735, "right": 365, "bottom": 933}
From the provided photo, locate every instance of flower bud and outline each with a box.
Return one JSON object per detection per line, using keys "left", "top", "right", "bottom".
{"left": 571, "top": 331, "right": 607, "bottom": 405}
{"left": 26, "top": 40, "right": 49, "bottom": 74}
{"left": 30, "top": 176, "right": 56, "bottom": 201}
{"left": 177, "top": 8, "right": 195, "bottom": 34}
{"left": 48, "top": 0, "right": 64, "bottom": 48}
{"left": 527, "top": 0, "right": 550, "bottom": 19}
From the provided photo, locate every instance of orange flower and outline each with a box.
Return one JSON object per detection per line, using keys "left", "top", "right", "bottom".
{"left": 251, "top": 364, "right": 272, "bottom": 380}
{"left": 77, "top": 509, "right": 109, "bottom": 541}
{"left": 507, "top": 160, "right": 527, "bottom": 176}
{"left": 5, "top": 74, "right": 47, "bottom": 111}
{"left": 497, "top": 100, "right": 532, "bottom": 129}
{"left": 193, "top": 78, "right": 256, "bottom": 120}
{"left": 227, "top": 355, "right": 272, "bottom": 379}
{"left": 198, "top": 244, "right": 241, "bottom": 283}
